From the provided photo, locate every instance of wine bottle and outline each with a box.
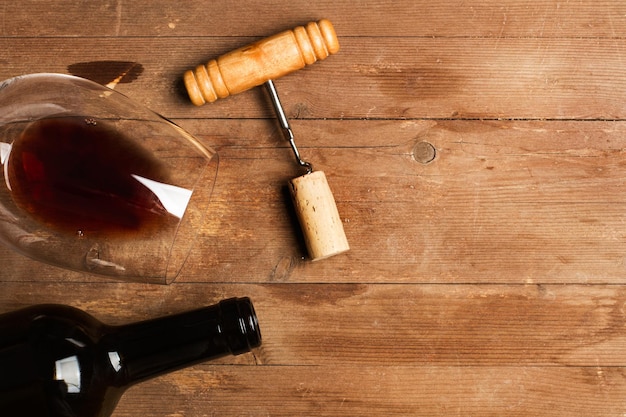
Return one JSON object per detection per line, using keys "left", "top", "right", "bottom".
{"left": 0, "top": 297, "right": 261, "bottom": 417}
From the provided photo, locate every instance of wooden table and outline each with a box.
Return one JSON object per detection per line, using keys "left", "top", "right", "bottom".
{"left": 3, "top": 1, "right": 626, "bottom": 415}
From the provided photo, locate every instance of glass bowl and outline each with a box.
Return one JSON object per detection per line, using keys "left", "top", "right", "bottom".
{"left": 0, "top": 73, "right": 218, "bottom": 283}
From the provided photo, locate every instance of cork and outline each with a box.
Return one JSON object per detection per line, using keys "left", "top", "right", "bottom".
{"left": 289, "top": 171, "right": 349, "bottom": 261}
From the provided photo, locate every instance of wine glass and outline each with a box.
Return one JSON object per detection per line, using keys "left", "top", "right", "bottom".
{"left": 0, "top": 73, "right": 218, "bottom": 283}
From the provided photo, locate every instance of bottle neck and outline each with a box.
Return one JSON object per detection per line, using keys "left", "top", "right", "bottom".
{"left": 105, "top": 297, "right": 261, "bottom": 385}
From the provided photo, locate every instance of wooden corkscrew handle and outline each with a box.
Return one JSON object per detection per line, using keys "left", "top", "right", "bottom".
{"left": 183, "top": 19, "right": 340, "bottom": 105}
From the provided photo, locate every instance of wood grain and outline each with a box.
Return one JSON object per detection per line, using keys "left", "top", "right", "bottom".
{"left": 4, "top": 1, "right": 626, "bottom": 38}
{"left": 2, "top": 282, "right": 625, "bottom": 367}
{"left": 112, "top": 365, "right": 626, "bottom": 416}
{"left": 4, "top": 119, "right": 625, "bottom": 285}
{"left": 3, "top": 1, "right": 626, "bottom": 416}
{"left": 2, "top": 37, "right": 626, "bottom": 120}
{"left": 2, "top": 282, "right": 626, "bottom": 415}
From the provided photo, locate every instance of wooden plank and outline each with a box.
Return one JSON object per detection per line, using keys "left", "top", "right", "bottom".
{"left": 2, "top": 37, "right": 626, "bottom": 120}
{"left": 3, "top": 119, "right": 626, "bottom": 284}
{"left": 177, "top": 119, "right": 626, "bottom": 284}
{"left": 111, "top": 365, "right": 626, "bottom": 416}
{"left": 4, "top": 0, "right": 626, "bottom": 38}
{"left": 3, "top": 279, "right": 626, "bottom": 413}
{"left": 1, "top": 282, "right": 626, "bottom": 367}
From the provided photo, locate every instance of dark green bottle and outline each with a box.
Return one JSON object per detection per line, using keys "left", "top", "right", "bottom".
{"left": 0, "top": 297, "right": 261, "bottom": 416}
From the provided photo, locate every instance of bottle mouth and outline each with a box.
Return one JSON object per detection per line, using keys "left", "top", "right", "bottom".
{"left": 219, "top": 297, "right": 262, "bottom": 354}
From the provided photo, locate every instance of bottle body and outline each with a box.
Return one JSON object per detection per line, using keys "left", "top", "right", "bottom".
{"left": 0, "top": 298, "right": 261, "bottom": 417}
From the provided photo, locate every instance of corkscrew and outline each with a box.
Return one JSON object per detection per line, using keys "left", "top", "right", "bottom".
{"left": 183, "top": 19, "right": 349, "bottom": 261}
{"left": 263, "top": 79, "right": 312, "bottom": 173}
